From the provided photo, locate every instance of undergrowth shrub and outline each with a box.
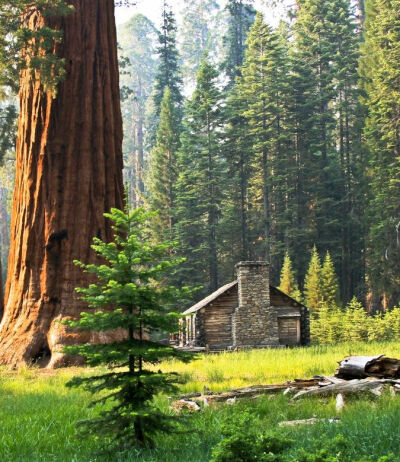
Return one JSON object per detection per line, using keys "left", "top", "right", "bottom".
{"left": 209, "top": 430, "right": 293, "bottom": 462}
{"left": 209, "top": 417, "right": 396, "bottom": 462}
{"left": 311, "top": 300, "right": 400, "bottom": 344}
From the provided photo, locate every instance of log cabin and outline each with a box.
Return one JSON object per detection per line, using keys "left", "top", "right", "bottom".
{"left": 177, "top": 261, "right": 310, "bottom": 351}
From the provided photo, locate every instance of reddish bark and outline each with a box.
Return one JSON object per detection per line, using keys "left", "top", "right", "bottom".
{"left": 0, "top": 1, "right": 124, "bottom": 368}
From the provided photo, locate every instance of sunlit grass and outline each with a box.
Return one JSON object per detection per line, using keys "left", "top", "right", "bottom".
{"left": 161, "top": 341, "right": 400, "bottom": 392}
{"left": 1, "top": 342, "right": 400, "bottom": 461}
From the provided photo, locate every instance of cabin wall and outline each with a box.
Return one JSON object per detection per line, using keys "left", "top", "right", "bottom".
{"left": 179, "top": 275, "right": 311, "bottom": 350}
{"left": 203, "top": 289, "right": 237, "bottom": 350}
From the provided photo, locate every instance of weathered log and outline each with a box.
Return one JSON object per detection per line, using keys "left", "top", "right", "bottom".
{"left": 190, "top": 385, "right": 291, "bottom": 403}
{"left": 293, "top": 378, "right": 393, "bottom": 399}
{"left": 336, "top": 355, "right": 400, "bottom": 379}
{"left": 335, "top": 355, "right": 384, "bottom": 379}
{"left": 178, "top": 377, "right": 339, "bottom": 403}
{"left": 178, "top": 384, "right": 290, "bottom": 401}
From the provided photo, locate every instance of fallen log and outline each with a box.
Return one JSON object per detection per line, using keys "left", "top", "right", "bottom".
{"left": 177, "top": 380, "right": 325, "bottom": 403}
{"left": 190, "top": 385, "right": 290, "bottom": 403}
{"left": 178, "top": 379, "right": 326, "bottom": 402}
{"left": 335, "top": 355, "right": 400, "bottom": 379}
{"left": 292, "top": 378, "right": 394, "bottom": 399}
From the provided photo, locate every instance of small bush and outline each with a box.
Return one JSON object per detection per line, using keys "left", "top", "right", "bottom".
{"left": 209, "top": 431, "right": 293, "bottom": 462}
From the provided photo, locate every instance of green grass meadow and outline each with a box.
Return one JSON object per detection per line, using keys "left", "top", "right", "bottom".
{"left": 2, "top": 342, "right": 400, "bottom": 461}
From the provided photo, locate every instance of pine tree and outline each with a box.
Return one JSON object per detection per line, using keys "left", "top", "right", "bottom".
{"left": 291, "top": 0, "right": 363, "bottom": 298}
{"left": 221, "top": 76, "right": 252, "bottom": 267}
{"left": 362, "top": 0, "right": 400, "bottom": 307}
{"left": 222, "top": 18, "right": 294, "bottom": 279}
{"left": 118, "top": 14, "right": 158, "bottom": 208}
{"left": 175, "top": 57, "right": 224, "bottom": 293}
{"left": 321, "top": 251, "right": 340, "bottom": 307}
{"left": 147, "top": 87, "right": 180, "bottom": 241}
{"left": 278, "top": 251, "right": 302, "bottom": 302}
{"left": 179, "top": 0, "right": 220, "bottom": 86}
{"left": 148, "top": 2, "right": 183, "bottom": 149}
{"left": 65, "top": 208, "right": 191, "bottom": 448}
{"left": 222, "top": 0, "right": 256, "bottom": 87}
{"left": 236, "top": 13, "right": 289, "bottom": 266}
{"left": 304, "top": 246, "right": 322, "bottom": 312}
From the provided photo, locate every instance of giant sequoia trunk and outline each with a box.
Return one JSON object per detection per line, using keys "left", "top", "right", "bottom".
{"left": 0, "top": 1, "right": 124, "bottom": 368}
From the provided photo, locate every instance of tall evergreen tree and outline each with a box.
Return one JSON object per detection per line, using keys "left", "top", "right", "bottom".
{"left": 221, "top": 82, "right": 252, "bottom": 272}
{"left": 278, "top": 251, "right": 302, "bottom": 302}
{"left": 147, "top": 87, "right": 180, "bottom": 241}
{"left": 179, "top": 0, "right": 220, "bottom": 86}
{"left": 321, "top": 251, "right": 340, "bottom": 307}
{"left": 148, "top": 2, "right": 182, "bottom": 149}
{"left": 222, "top": 0, "right": 256, "bottom": 86}
{"left": 235, "top": 13, "right": 288, "bottom": 266}
{"left": 304, "top": 246, "right": 322, "bottom": 312}
{"left": 362, "top": 0, "right": 400, "bottom": 307}
{"left": 175, "top": 57, "right": 224, "bottom": 293}
{"left": 291, "top": 0, "right": 363, "bottom": 298}
{"left": 118, "top": 14, "right": 158, "bottom": 208}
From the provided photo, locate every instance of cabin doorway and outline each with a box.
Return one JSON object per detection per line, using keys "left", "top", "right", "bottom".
{"left": 278, "top": 316, "right": 300, "bottom": 345}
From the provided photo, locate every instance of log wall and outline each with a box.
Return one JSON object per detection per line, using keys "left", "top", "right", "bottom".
{"left": 181, "top": 284, "right": 310, "bottom": 350}
{"left": 202, "top": 287, "right": 237, "bottom": 350}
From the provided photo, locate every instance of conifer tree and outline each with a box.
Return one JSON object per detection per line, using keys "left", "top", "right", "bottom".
{"left": 278, "top": 251, "right": 301, "bottom": 302}
{"left": 180, "top": 0, "right": 220, "bottom": 86}
{"left": 236, "top": 13, "right": 288, "bottom": 265}
{"left": 304, "top": 246, "right": 322, "bottom": 312}
{"left": 222, "top": 17, "right": 294, "bottom": 277}
{"left": 221, "top": 77, "right": 252, "bottom": 266}
{"left": 118, "top": 14, "right": 158, "bottom": 208}
{"left": 321, "top": 251, "right": 340, "bottom": 307}
{"left": 291, "top": 0, "right": 363, "bottom": 297}
{"left": 147, "top": 87, "right": 180, "bottom": 241}
{"left": 148, "top": 2, "right": 182, "bottom": 149}
{"left": 362, "top": 0, "right": 400, "bottom": 307}
{"left": 65, "top": 208, "right": 191, "bottom": 448}
{"left": 175, "top": 57, "right": 223, "bottom": 293}
{"left": 222, "top": 0, "right": 256, "bottom": 86}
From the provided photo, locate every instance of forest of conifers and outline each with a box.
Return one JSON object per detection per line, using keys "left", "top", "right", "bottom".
{"left": 0, "top": 0, "right": 399, "bottom": 314}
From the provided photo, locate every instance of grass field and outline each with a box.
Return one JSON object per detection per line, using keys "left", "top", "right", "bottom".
{"left": 1, "top": 342, "right": 400, "bottom": 461}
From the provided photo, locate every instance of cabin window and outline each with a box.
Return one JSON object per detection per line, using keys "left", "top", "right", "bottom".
{"left": 278, "top": 316, "right": 300, "bottom": 345}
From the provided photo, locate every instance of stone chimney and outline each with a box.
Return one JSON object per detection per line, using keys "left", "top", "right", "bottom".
{"left": 232, "top": 261, "right": 279, "bottom": 348}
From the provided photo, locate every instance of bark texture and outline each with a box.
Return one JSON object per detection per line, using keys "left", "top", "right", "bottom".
{"left": 0, "top": 0, "right": 124, "bottom": 368}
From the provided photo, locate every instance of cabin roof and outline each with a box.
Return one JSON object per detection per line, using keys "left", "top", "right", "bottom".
{"left": 183, "top": 280, "right": 238, "bottom": 314}
{"left": 183, "top": 281, "right": 306, "bottom": 315}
